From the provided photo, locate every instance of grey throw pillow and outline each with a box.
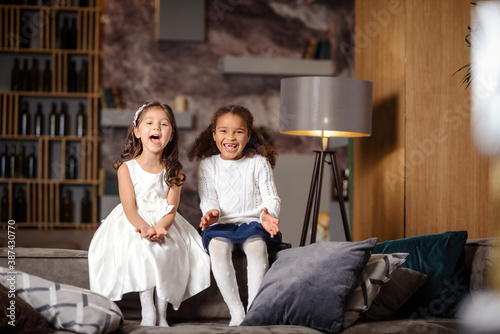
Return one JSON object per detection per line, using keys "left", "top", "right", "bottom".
{"left": 0, "top": 267, "right": 123, "bottom": 334}
{"left": 241, "top": 238, "right": 377, "bottom": 333}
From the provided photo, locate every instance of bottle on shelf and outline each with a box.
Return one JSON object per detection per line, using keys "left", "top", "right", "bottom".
{"left": 8, "top": 145, "right": 16, "bottom": 178}
{"left": 20, "top": 59, "right": 29, "bottom": 91}
{"left": 60, "top": 17, "right": 70, "bottom": 49}
{"left": 66, "top": 148, "right": 77, "bottom": 179}
{"left": 16, "top": 144, "right": 26, "bottom": 178}
{"left": 69, "top": 17, "right": 77, "bottom": 49}
{"left": 10, "top": 58, "right": 20, "bottom": 91}
{"left": 30, "top": 58, "right": 40, "bottom": 91}
{"left": 79, "top": 0, "right": 89, "bottom": 7}
{"left": 49, "top": 102, "right": 58, "bottom": 136}
{"left": 60, "top": 188, "right": 74, "bottom": 223}
{"left": 76, "top": 103, "right": 86, "bottom": 137}
{"left": 78, "top": 60, "right": 88, "bottom": 92}
{"left": 80, "top": 188, "right": 92, "bottom": 223}
{"left": 19, "top": 12, "right": 31, "bottom": 49}
{"left": 34, "top": 103, "right": 44, "bottom": 136}
{"left": 0, "top": 145, "right": 8, "bottom": 178}
{"left": 19, "top": 101, "right": 30, "bottom": 136}
{"left": 1, "top": 188, "right": 8, "bottom": 222}
{"left": 58, "top": 102, "right": 68, "bottom": 136}
{"left": 67, "top": 60, "right": 77, "bottom": 92}
{"left": 13, "top": 187, "right": 27, "bottom": 222}
{"left": 42, "top": 59, "right": 52, "bottom": 92}
{"left": 26, "top": 145, "right": 36, "bottom": 179}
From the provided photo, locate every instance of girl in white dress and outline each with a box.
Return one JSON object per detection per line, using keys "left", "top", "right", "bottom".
{"left": 88, "top": 102, "right": 210, "bottom": 327}
{"left": 188, "top": 104, "right": 282, "bottom": 326}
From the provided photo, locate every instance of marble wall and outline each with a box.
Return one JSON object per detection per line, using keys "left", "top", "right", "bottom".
{"left": 100, "top": 0, "right": 354, "bottom": 223}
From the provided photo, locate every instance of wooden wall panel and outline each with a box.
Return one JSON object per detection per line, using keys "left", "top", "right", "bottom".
{"left": 353, "top": 0, "right": 406, "bottom": 242}
{"left": 405, "top": 0, "right": 493, "bottom": 238}
{"left": 354, "top": 0, "right": 496, "bottom": 241}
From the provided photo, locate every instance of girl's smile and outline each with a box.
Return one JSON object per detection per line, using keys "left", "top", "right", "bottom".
{"left": 213, "top": 113, "right": 250, "bottom": 160}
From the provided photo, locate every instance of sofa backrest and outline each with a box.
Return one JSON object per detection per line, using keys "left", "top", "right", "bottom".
{"left": 464, "top": 238, "right": 499, "bottom": 292}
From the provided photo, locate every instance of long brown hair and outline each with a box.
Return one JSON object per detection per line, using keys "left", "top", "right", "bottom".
{"left": 188, "top": 104, "right": 277, "bottom": 168}
{"left": 113, "top": 101, "right": 186, "bottom": 186}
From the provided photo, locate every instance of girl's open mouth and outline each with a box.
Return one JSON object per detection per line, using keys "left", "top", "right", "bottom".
{"left": 224, "top": 143, "right": 238, "bottom": 152}
{"left": 150, "top": 134, "right": 161, "bottom": 144}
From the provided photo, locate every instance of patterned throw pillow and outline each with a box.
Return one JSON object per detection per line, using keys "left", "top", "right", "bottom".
{"left": 0, "top": 267, "right": 122, "bottom": 334}
{"left": 343, "top": 253, "right": 409, "bottom": 328}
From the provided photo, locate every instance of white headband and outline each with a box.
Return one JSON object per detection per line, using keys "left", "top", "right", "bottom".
{"left": 133, "top": 103, "right": 148, "bottom": 126}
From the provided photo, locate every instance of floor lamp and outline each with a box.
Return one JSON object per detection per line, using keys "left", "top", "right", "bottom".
{"left": 279, "top": 76, "right": 373, "bottom": 246}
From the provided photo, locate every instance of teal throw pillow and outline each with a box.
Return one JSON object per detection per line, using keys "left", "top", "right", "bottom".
{"left": 372, "top": 230, "right": 468, "bottom": 318}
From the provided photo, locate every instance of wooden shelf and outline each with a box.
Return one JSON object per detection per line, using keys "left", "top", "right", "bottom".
{"left": 101, "top": 109, "right": 193, "bottom": 129}
{"left": 222, "top": 56, "right": 333, "bottom": 76}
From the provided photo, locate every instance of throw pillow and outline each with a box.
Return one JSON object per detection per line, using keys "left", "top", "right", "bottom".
{"left": 343, "top": 252, "right": 409, "bottom": 328}
{"left": 363, "top": 267, "right": 427, "bottom": 320}
{"left": 0, "top": 267, "right": 123, "bottom": 334}
{"left": 372, "top": 230, "right": 468, "bottom": 318}
{"left": 241, "top": 238, "right": 378, "bottom": 333}
{"left": 0, "top": 283, "right": 54, "bottom": 333}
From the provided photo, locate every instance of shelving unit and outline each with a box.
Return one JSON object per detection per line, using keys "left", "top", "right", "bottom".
{"left": 222, "top": 56, "right": 333, "bottom": 76}
{"left": 0, "top": 0, "right": 102, "bottom": 230}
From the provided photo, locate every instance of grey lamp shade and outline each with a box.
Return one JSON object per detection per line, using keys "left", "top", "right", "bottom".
{"left": 279, "top": 76, "right": 373, "bottom": 137}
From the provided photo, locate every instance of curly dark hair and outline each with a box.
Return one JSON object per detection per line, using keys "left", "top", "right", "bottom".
{"left": 113, "top": 101, "right": 186, "bottom": 187}
{"left": 188, "top": 104, "right": 278, "bottom": 168}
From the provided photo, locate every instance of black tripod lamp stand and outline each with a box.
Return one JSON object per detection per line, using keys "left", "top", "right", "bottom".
{"left": 279, "top": 76, "right": 373, "bottom": 246}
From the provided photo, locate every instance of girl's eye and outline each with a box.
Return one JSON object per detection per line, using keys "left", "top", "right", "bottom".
{"left": 162, "top": 123, "right": 168, "bottom": 126}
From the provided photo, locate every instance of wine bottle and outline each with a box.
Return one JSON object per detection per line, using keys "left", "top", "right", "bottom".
{"left": 21, "top": 59, "right": 29, "bottom": 91}
{"left": 11, "top": 58, "right": 20, "bottom": 91}
{"left": 19, "top": 101, "right": 30, "bottom": 136}
{"left": 49, "top": 102, "right": 58, "bottom": 136}
{"left": 69, "top": 17, "right": 77, "bottom": 49}
{"left": 60, "top": 17, "right": 69, "bottom": 49}
{"left": 67, "top": 60, "right": 77, "bottom": 92}
{"left": 30, "top": 58, "right": 40, "bottom": 91}
{"left": 8, "top": 145, "right": 16, "bottom": 178}
{"left": 80, "top": 188, "right": 91, "bottom": 223}
{"left": 78, "top": 60, "right": 88, "bottom": 92}
{"left": 58, "top": 102, "right": 68, "bottom": 136}
{"left": 61, "top": 188, "right": 74, "bottom": 222}
{"left": 1, "top": 188, "right": 8, "bottom": 222}
{"left": 34, "top": 103, "right": 43, "bottom": 136}
{"left": 16, "top": 144, "right": 26, "bottom": 178}
{"left": 27, "top": 145, "right": 36, "bottom": 178}
{"left": 0, "top": 145, "right": 8, "bottom": 178}
{"left": 42, "top": 59, "right": 52, "bottom": 91}
{"left": 76, "top": 103, "right": 86, "bottom": 137}
{"left": 13, "top": 188, "right": 27, "bottom": 222}
{"left": 66, "top": 149, "right": 77, "bottom": 179}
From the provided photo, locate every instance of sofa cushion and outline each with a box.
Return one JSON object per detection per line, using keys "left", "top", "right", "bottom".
{"left": 343, "top": 253, "right": 408, "bottom": 328}
{"left": 372, "top": 230, "right": 468, "bottom": 318}
{"left": 0, "top": 283, "right": 54, "bottom": 333}
{"left": 241, "top": 238, "right": 377, "bottom": 333}
{"left": 362, "top": 267, "right": 427, "bottom": 320}
{"left": 0, "top": 267, "right": 123, "bottom": 334}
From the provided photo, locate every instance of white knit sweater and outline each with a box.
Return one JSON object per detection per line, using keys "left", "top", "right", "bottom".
{"left": 198, "top": 154, "right": 280, "bottom": 225}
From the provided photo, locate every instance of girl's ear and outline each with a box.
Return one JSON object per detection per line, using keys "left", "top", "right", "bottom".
{"left": 133, "top": 126, "right": 141, "bottom": 139}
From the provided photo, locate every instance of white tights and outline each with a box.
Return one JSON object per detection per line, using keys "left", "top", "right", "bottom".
{"left": 139, "top": 287, "right": 169, "bottom": 327}
{"left": 209, "top": 237, "right": 269, "bottom": 326}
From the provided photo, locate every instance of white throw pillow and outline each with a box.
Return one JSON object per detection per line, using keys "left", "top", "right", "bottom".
{"left": 343, "top": 253, "right": 408, "bottom": 328}
{"left": 0, "top": 267, "right": 123, "bottom": 334}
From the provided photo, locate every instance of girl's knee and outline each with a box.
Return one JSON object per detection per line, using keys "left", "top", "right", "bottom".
{"left": 208, "top": 238, "right": 233, "bottom": 258}
{"left": 243, "top": 238, "right": 267, "bottom": 258}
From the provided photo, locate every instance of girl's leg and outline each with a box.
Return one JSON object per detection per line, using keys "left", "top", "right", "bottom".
{"left": 139, "top": 287, "right": 156, "bottom": 326}
{"left": 155, "top": 289, "right": 169, "bottom": 327}
{"left": 242, "top": 237, "right": 269, "bottom": 309}
{"left": 209, "top": 237, "right": 245, "bottom": 326}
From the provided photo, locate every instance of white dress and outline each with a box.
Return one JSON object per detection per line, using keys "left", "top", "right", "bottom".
{"left": 88, "top": 159, "right": 210, "bottom": 309}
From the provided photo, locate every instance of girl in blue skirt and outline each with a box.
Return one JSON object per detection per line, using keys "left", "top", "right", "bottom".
{"left": 188, "top": 104, "right": 282, "bottom": 326}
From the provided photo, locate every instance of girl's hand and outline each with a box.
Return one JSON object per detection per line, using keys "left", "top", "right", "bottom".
{"left": 262, "top": 207, "right": 280, "bottom": 238}
{"left": 152, "top": 226, "right": 168, "bottom": 242}
{"left": 200, "top": 209, "right": 219, "bottom": 231}
{"left": 135, "top": 224, "right": 156, "bottom": 240}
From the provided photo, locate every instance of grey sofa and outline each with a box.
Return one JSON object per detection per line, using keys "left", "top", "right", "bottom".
{"left": 0, "top": 237, "right": 497, "bottom": 333}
